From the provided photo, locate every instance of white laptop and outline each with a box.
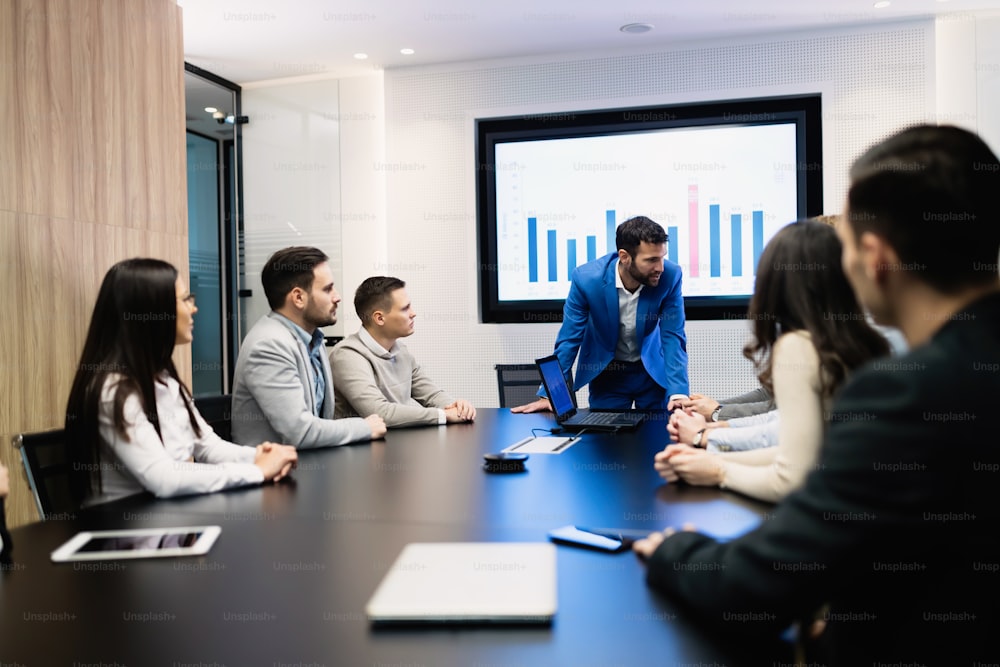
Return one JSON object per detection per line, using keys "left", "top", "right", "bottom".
{"left": 365, "top": 542, "right": 557, "bottom": 624}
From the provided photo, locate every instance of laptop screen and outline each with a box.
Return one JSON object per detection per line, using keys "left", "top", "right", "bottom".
{"left": 536, "top": 356, "right": 576, "bottom": 418}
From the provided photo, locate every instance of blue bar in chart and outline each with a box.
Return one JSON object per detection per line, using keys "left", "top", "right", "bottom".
{"left": 731, "top": 214, "right": 743, "bottom": 277}
{"left": 547, "top": 230, "right": 558, "bottom": 282}
{"left": 752, "top": 210, "right": 764, "bottom": 271}
{"left": 528, "top": 217, "right": 538, "bottom": 283}
{"left": 606, "top": 210, "right": 615, "bottom": 254}
{"left": 525, "top": 205, "right": 765, "bottom": 289}
{"left": 709, "top": 204, "right": 721, "bottom": 278}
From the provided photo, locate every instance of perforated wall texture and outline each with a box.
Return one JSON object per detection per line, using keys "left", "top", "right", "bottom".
{"left": 379, "top": 23, "right": 933, "bottom": 408}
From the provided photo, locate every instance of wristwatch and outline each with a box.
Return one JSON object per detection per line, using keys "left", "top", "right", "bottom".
{"left": 711, "top": 405, "right": 723, "bottom": 422}
{"left": 693, "top": 428, "right": 707, "bottom": 447}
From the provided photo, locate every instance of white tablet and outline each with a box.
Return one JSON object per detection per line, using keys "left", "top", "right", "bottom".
{"left": 50, "top": 525, "right": 221, "bottom": 562}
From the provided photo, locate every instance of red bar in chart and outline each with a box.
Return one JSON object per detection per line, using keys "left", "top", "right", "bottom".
{"left": 688, "top": 185, "right": 699, "bottom": 278}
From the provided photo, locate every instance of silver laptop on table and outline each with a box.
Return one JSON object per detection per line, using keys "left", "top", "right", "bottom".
{"left": 535, "top": 355, "right": 646, "bottom": 432}
{"left": 365, "top": 542, "right": 557, "bottom": 624}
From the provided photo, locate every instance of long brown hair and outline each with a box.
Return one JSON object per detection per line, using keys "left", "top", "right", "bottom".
{"left": 743, "top": 220, "right": 890, "bottom": 397}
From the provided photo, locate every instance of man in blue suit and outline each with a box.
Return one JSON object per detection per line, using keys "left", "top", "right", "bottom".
{"left": 514, "top": 215, "right": 689, "bottom": 412}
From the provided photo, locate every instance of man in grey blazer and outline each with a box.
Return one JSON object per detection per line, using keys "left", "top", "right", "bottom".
{"left": 231, "top": 246, "right": 386, "bottom": 448}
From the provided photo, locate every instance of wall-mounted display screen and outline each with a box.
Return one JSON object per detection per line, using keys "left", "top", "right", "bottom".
{"left": 476, "top": 95, "right": 823, "bottom": 322}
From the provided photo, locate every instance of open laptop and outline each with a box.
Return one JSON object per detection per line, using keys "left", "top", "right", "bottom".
{"left": 535, "top": 355, "right": 646, "bottom": 432}
{"left": 365, "top": 542, "right": 556, "bottom": 624}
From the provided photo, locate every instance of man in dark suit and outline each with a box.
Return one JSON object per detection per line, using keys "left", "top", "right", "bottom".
{"left": 514, "top": 215, "right": 689, "bottom": 412}
{"left": 634, "top": 125, "right": 1000, "bottom": 666}
{"left": 1, "top": 462, "right": 13, "bottom": 564}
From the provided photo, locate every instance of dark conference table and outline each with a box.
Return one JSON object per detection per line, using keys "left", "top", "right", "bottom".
{"left": 0, "top": 409, "right": 789, "bottom": 666}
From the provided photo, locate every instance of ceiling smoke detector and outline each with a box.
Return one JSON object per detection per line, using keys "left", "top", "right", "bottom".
{"left": 620, "top": 23, "right": 654, "bottom": 34}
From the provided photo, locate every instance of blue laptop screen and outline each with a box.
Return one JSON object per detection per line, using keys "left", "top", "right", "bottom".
{"left": 537, "top": 357, "right": 576, "bottom": 417}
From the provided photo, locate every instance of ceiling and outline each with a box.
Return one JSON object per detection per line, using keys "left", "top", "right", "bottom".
{"left": 178, "top": 0, "right": 1000, "bottom": 85}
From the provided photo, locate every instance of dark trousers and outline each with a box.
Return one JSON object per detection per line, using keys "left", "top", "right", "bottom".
{"left": 588, "top": 360, "right": 666, "bottom": 410}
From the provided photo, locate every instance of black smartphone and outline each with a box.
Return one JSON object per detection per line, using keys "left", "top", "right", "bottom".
{"left": 547, "top": 525, "right": 627, "bottom": 553}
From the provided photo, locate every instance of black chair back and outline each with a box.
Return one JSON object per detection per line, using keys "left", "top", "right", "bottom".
{"left": 11, "top": 429, "right": 75, "bottom": 520}
{"left": 494, "top": 364, "right": 543, "bottom": 408}
{"left": 193, "top": 394, "right": 233, "bottom": 442}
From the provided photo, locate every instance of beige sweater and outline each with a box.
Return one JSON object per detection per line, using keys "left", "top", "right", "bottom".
{"left": 716, "top": 331, "right": 831, "bottom": 503}
{"left": 329, "top": 329, "right": 453, "bottom": 427}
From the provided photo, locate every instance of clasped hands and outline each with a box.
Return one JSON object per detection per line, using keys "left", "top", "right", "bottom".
{"left": 444, "top": 399, "right": 477, "bottom": 423}
{"left": 635, "top": 404, "right": 719, "bottom": 559}
{"left": 254, "top": 442, "right": 298, "bottom": 482}
{"left": 656, "top": 403, "right": 725, "bottom": 487}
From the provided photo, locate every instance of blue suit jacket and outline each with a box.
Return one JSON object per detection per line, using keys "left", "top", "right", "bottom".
{"left": 551, "top": 252, "right": 688, "bottom": 397}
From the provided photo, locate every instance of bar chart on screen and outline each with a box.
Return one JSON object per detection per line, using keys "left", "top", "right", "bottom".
{"left": 495, "top": 124, "right": 799, "bottom": 302}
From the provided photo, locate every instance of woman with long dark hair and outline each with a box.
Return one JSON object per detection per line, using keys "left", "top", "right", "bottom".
{"left": 655, "top": 220, "right": 890, "bottom": 502}
{"left": 66, "top": 258, "right": 297, "bottom": 505}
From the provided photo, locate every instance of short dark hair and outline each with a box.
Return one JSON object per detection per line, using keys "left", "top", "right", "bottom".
{"left": 847, "top": 124, "right": 1000, "bottom": 293}
{"left": 261, "top": 246, "right": 330, "bottom": 310}
{"left": 615, "top": 216, "right": 668, "bottom": 257}
{"left": 354, "top": 276, "right": 406, "bottom": 323}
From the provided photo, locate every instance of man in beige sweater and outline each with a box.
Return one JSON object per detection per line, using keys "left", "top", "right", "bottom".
{"left": 330, "top": 277, "right": 476, "bottom": 428}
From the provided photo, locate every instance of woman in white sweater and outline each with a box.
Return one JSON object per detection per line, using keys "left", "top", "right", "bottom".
{"left": 66, "top": 258, "right": 298, "bottom": 505}
{"left": 654, "top": 220, "right": 890, "bottom": 502}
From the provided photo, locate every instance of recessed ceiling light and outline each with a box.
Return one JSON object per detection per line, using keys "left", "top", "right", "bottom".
{"left": 204, "top": 107, "right": 218, "bottom": 113}
{"left": 400, "top": 48, "right": 415, "bottom": 55}
{"left": 873, "top": 1, "right": 891, "bottom": 8}
{"left": 353, "top": 53, "right": 368, "bottom": 60}
{"left": 620, "top": 22, "right": 654, "bottom": 34}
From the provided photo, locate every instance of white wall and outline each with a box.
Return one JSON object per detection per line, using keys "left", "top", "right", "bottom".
{"left": 241, "top": 16, "right": 996, "bottom": 408}
{"left": 974, "top": 17, "right": 1000, "bottom": 155}
{"left": 377, "top": 20, "right": 938, "bottom": 408}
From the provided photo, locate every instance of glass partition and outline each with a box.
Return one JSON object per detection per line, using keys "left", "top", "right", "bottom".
{"left": 184, "top": 64, "right": 243, "bottom": 395}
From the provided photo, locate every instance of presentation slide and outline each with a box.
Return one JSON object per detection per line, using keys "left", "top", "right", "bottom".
{"left": 494, "top": 123, "right": 799, "bottom": 302}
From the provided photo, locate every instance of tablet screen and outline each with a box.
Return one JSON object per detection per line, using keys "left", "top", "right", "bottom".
{"left": 76, "top": 530, "right": 204, "bottom": 552}
{"left": 51, "top": 526, "right": 221, "bottom": 562}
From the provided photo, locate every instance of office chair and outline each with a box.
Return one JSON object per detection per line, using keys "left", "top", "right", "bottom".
{"left": 11, "top": 429, "right": 76, "bottom": 520}
{"left": 193, "top": 394, "right": 234, "bottom": 442}
{"left": 494, "top": 364, "right": 543, "bottom": 408}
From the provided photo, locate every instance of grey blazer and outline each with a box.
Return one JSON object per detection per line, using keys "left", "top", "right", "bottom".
{"left": 231, "top": 313, "right": 371, "bottom": 448}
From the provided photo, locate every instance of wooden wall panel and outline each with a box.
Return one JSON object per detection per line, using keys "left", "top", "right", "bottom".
{"left": 0, "top": 212, "right": 18, "bottom": 482}
{"left": 0, "top": 2, "right": 15, "bottom": 212}
{"left": 0, "top": 0, "right": 188, "bottom": 528}
{"left": 69, "top": 0, "right": 98, "bottom": 224}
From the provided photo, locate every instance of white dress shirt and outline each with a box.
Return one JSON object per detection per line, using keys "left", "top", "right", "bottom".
{"left": 613, "top": 258, "right": 687, "bottom": 403}
{"left": 613, "top": 258, "right": 643, "bottom": 362}
{"left": 89, "top": 373, "right": 264, "bottom": 505}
